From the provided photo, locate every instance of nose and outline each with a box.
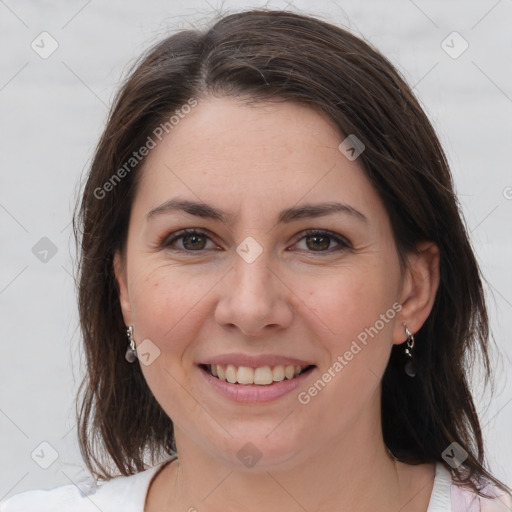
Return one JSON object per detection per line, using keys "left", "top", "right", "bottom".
{"left": 214, "top": 252, "right": 293, "bottom": 336}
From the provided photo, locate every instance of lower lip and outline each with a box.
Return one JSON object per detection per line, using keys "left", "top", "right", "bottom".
{"left": 198, "top": 366, "right": 315, "bottom": 403}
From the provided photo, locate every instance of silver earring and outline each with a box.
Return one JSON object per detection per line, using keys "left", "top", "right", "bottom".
{"left": 403, "top": 323, "right": 416, "bottom": 378}
{"left": 125, "top": 326, "right": 137, "bottom": 363}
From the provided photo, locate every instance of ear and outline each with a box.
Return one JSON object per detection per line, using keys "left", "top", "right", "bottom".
{"left": 113, "top": 250, "right": 132, "bottom": 326}
{"left": 393, "top": 241, "right": 440, "bottom": 345}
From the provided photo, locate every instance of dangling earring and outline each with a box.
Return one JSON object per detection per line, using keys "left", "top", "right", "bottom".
{"left": 403, "top": 323, "right": 416, "bottom": 377}
{"left": 125, "top": 325, "right": 138, "bottom": 363}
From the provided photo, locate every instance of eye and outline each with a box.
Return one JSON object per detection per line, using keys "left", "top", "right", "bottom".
{"left": 162, "top": 229, "right": 218, "bottom": 252}
{"left": 160, "top": 228, "right": 351, "bottom": 254}
{"left": 292, "top": 230, "right": 352, "bottom": 253}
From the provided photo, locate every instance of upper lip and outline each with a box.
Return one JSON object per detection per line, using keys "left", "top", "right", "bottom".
{"left": 200, "top": 354, "right": 315, "bottom": 368}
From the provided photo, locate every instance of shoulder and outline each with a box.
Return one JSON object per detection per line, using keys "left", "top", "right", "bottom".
{"left": 0, "top": 482, "right": 94, "bottom": 512}
{"left": 0, "top": 457, "right": 175, "bottom": 512}
{"left": 451, "top": 480, "right": 512, "bottom": 512}
{"left": 429, "top": 463, "right": 512, "bottom": 512}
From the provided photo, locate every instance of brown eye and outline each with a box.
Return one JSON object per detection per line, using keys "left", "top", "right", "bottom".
{"left": 181, "top": 233, "right": 207, "bottom": 250}
{"left": 162, "top": 229, "right": 216, "bottom": 252}
{"left": 305, "top": 234, "right": 331, "bottom": 251}
{"left": 293, "top": 230, "right": 352, "bottom": 253}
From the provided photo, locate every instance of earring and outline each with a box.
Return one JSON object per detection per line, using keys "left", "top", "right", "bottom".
{"left": 403, "top": 323, "right": 416, "bottom": 377}
{"left": 125, "top": 325, "right": 138, "bottom": 363}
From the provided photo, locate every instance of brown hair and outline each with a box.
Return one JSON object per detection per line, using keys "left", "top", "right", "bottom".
{"left": 74, "top": 8, "right": 509, "bottom": 495}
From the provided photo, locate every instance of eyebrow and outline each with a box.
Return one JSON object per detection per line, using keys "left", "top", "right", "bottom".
{"left": 146, "top": 199, "right": 368, "bottom": 224}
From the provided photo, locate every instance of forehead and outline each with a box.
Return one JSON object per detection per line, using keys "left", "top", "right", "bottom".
{"left": 134, "top": 97, "right": 385, "bottom": 225}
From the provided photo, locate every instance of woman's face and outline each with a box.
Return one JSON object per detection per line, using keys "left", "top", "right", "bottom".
{"left": 115, "top": 97, "right": 430, "bottom": 469}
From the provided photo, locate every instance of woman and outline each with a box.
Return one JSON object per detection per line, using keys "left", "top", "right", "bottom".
{"left": 2, "top": 8, "right": 510, "bottom": 512}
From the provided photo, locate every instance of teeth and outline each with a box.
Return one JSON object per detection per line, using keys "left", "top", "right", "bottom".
{"left": 237, "top": 366, "right": 255, "bottom": 385}
{"left": 284, "top": 365, "right": 295, "bottom": 379}
{"left": 272, "top": 365, "right": 285, "bottom": 381}
{"left": 254, "top": 366, "right": 273, "bottom": 385}
{"left": 225, "top": 364, "right": 237, "bottom": 383}
{"left": 207, "top": 364, "right": 310, "bottom": 386}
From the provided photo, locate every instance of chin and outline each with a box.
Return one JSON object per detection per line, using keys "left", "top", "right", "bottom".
{"left": 209, "top": 429, "right": 310, "bottom": 472}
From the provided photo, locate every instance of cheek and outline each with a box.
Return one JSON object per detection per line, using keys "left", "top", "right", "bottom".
{"left": 298, "top": 261, "right": 400, "bottom": 398}
{"left": 294, "top": 271, "right": 399, "bottom": 428}
{"left": 126, "top": 263, "right": 216, "bottom": 418}
{"left": 126, "top": 262, "right": 217, "bottom": 358}
{"left": 302, "top": 263, "right": 399, "bottom": 344}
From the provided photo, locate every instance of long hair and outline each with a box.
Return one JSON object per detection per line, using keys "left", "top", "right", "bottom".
{"left": 73, "top": 8, "right": 509, "bottom": 495}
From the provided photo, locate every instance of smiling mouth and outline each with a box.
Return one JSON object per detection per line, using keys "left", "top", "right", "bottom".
{"left": 199, "top": 363, "right": 316, "bottom": 386}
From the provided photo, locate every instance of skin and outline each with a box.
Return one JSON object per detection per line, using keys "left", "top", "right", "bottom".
{"left": 114, "top": 97, "right": 440, "bottom": 512}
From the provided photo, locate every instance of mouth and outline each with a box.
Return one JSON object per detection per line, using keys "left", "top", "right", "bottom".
{"left": 199, "top": 363, "right": 316, "bottom": 386}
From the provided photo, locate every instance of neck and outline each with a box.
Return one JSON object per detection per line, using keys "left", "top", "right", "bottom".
{"left": 151, "top": 411, "right": 434, "bottom": 512}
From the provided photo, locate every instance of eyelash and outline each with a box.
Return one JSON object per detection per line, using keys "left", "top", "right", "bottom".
{"left": 160, "top": 228, "right": 352, "bottom": 255}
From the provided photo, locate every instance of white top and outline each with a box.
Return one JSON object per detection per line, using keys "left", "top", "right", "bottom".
{"left": 1, "top": 457, "right": 510, "bottom": 511}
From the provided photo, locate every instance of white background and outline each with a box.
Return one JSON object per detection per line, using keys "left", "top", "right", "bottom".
{"left": 1, "top": 0, "right": 511, "bottom": 499}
